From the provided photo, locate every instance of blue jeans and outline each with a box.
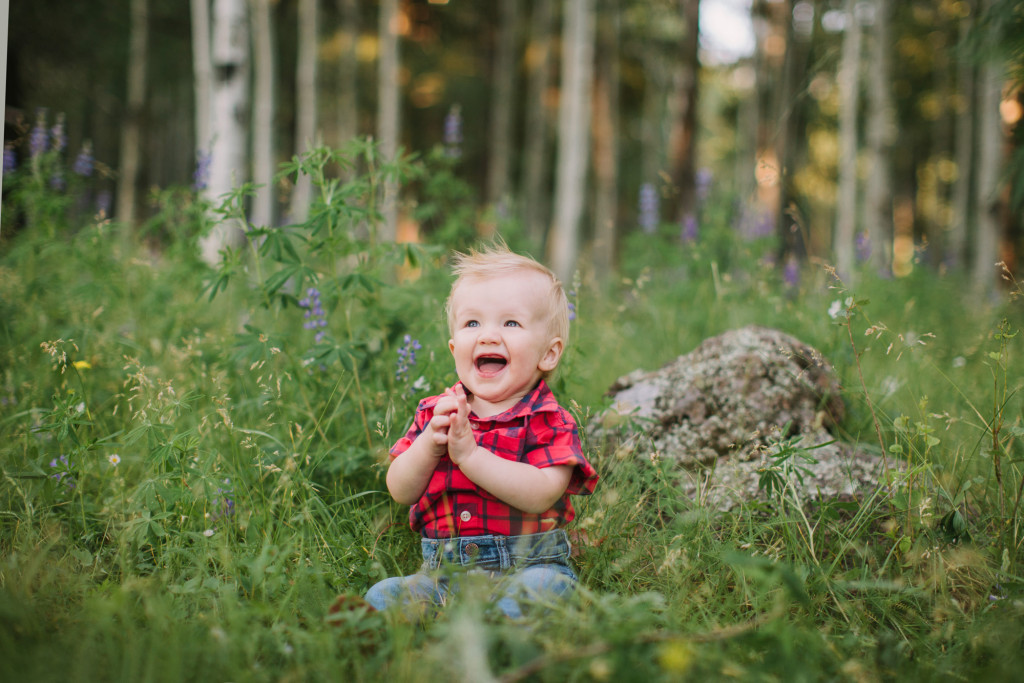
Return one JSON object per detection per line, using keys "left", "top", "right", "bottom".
{"left": 364, "top": 529, "right": 577, "bottom": 618}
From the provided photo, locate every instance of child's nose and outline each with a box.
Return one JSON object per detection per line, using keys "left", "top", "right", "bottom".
{"left": 478, "top": 324, "right": 501, "bottom": 342}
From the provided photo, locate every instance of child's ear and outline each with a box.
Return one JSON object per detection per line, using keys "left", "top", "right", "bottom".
{"left": 538, "top": 337, "right": 564, "bottom": 372}
{"left": 448, "top": 339, "right": 456, "bottom": 356}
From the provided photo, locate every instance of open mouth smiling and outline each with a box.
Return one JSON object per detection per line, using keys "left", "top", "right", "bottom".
{"left": 474, "top": 354, "right": 508, "bottom": 376}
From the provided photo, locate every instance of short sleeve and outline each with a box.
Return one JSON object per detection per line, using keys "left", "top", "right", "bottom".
{"left": 390, "top": 397, "right": 436, "bottom": 458}
{"left": 525, "top": 408, "right": 599, "bottom": 496}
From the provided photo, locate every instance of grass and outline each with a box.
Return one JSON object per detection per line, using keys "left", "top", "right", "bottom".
{"left": 2, "top": 143, "right": 1023, "bottom": 681}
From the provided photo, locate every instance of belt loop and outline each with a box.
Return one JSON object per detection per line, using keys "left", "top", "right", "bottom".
{"left": 497, "top": 535, "right": 510, "bottom": 571}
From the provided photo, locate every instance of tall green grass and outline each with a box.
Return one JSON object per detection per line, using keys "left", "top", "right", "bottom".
{"left": 1, "top": 141, "right": 1022, "bottom": 681}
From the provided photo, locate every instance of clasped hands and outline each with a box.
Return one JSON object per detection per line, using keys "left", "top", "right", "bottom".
{"left": 426, "top": 384, "right": 479, "bottom": 465}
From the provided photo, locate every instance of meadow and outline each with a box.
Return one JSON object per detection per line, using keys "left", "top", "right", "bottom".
{"left": 2, "top": 141, "right": 1023, "bottom": 682}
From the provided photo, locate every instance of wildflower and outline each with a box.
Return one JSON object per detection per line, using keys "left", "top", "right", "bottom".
{"left": 638, "top": 183, "right": 659, "bottom": 234}
{"left": 299, "top": 288, "right": 328, "bottom": 344}
{"left": 50, "top": 171, "right": 66, "bottom": 191}
{"left": 48, "top": 454, "right": 75, "bottom": 489}
{"left": 107, "top": 453, "right": 121, "bottom": 466}
{"left": 952, "top": 356, "right": 966, "bottom": 368}
{"left": 29, "top": 110, "right": 48, "bottom": 158}
{"left": 856, "top": 231, "right": 871, "bottom": 262}
{"left": 73, "top": 360, "right": 92, "bottom": 370}
{"left": 212, "top": 478, "right": 236, "bottom": 523}
{"left": 50, "top": 113, "right": 67, "bottom": 153}
{"left": 96, "top": 190, "right": 112, "bottom": 217}
{"left": 193, "top": 150, "right": 212, "bottom": 191}
{"left": 680, "top": 213, "right": 698, "bottom": 243}
{"left": 696, "top": 168, "right": 713, "bottom": 203}
{"left": 3, "top": 145, "right": 16, "bottom": 175}
{"left": 395, "top": 334, "right": 422, "bottom": 382}
{"left": 444, "top": 104, "right": 462, "bottom": 158}
{"left": 783, "top": 255, "right": 800, "bottom": 288}
{"left": 72, "top": 143, "right": 94, "bottom": 177}
{"left": 203, "top": 529, "right": 215, "bottom": 537}
{"left": 568, "top": 302, "right": 577, "bottom": 322}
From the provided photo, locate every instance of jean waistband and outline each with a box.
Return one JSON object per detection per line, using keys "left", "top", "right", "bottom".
{"left": 420, "top": 529, "right": 572, "bottom": 571}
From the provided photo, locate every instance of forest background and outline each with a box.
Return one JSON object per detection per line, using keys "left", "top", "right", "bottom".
{"left": 2, "top": 0, "right": 1024, "bottom": 681}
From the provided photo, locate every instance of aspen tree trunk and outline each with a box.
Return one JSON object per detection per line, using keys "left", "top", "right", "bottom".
{"left": 863, "top": 0, "right": 895, "bottom": 275}
{"left": 117, "top": 0, "right": 148, "bottom": 240}
{"left": 549, "top": 0, "right": 595, "bottom": 283}
{"left": 487, "top": 0, "right": 520, "bottom": 209}
{"left": 972, "top": 0, "right": 1004, "bottom": 299}
{"left": 191, "top": 0, "right": 213, "bottom": 156}
{"left": 668, "top": 0, "right": 700, "bottom": 225}
{"left": 290, "top": 0, "right": 319, "bottom": 224}
{"left": 251, "top": 0, "right": 275, "bottom": 229}
{"left": 949, "top": 0, "right": 976, "bottom": 269}
{"left": 199, "top": 0, "right": 250, "bottom": 265}
{"left": 337, "top": 0, "right": 360, "bottom": 175}
{"left": 834, "top": 0, "right": 862, "bottom": 282}
{"left": 377, "top": 0, "right": 400, "bottom": 242}
{"left": 591, "top": 0, "right": 620, "bottom": 276}
{"left": 520, "top": 0, "right": 555, "bottom": 247}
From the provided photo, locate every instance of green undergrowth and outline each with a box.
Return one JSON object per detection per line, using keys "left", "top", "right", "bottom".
{"left": 1, "top": 141, "right": 1023, "bottom": 681}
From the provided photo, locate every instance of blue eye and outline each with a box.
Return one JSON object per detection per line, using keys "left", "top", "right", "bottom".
{"left": 504, "top": 320, "right": 520, "bottom": 327}
{"left": 466, "top": 320, "right": 479, "bottom": 328}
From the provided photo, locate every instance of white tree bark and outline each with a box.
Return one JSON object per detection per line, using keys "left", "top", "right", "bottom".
{"left": 592, "top": 2, "right": 620, "bottom": 276}
{"left": 199, "top": 0, "right": 250, "bottom": 265}
{"left": 950, "top": 1, "right": 975, "bottom": 269}
{"left": 290, "top": 0, "right": 319, "bottom": 224}
{"left": 863, "top": 0, "right": 894, "bottom": 275}
{"left": 251, "top": 0, "right": 275, "bottom": 229}
{"left": 519, "top": 0, "right": 555, "bottom": 246}
{"left": 116, "top": 0, "right": 148, "bottom": 237}
{"left": 336, "top": 0, "right": 360, "bottom": 171}
{"left": 486, "top": 0, "right": 520, "bottom": 208}
{"left": 833, "top": 0, "right": 862, "bottom": 282}
{"left": 377, "top": 0, "right": 401, "bottom": 242}
{"left": 972, "top": 0, "right": 1004, "bottom": 299}
{"left": 191, "top": 0, "right": 213, "bottom": 155}
{"left": 549, "top": 0, "right": 595, "bottom": 283}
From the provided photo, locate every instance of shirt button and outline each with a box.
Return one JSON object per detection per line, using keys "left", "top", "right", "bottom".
{"left": 464, "top": 542, "right": 480, "bottom": 557}
{"left": 460, "top": 510, "right": 472, "bottom": 522}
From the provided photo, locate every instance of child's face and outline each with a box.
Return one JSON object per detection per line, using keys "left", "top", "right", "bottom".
{"left": 447, "top": 270, "right": 563, "bottom": 417}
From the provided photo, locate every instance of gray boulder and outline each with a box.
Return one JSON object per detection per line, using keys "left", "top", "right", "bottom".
{"left": 591, "top": 326, "right": 891, "bottom": 510}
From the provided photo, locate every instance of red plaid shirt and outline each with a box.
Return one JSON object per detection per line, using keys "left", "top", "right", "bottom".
{"left": 390, "top": 380, "right": 599, "bottom": 539}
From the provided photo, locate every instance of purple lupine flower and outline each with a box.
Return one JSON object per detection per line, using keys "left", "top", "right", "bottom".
{"left": 444, "top": 104, "right": 463, "bottom": 159}
{"left": 395, "top": 334, "right": 423, "bottom": 382}
{"left": 96, "top": 189, "right": 112, "bottom": 217}
{"left": 211, "top": 478, "right": 236, "bottom": 522}
{"left": 680, "top": 213, "right": 698, "bottom": 243}
{"left": 48, "top": 454, "right": 76, "bottom": 489}
{"left": 3, "top": 145, "right": 16, "bottom": 175}
{"left": 193, "top": 150, "right": 212, "bottom": 191}
{"left": 783, "top": 255, "right": 800, "bottom": 288}
{"left": 300, "top": 288, "right": 328, "bottom": 344}
{"left": 29, "top": 110, "right": 48, "bottom": 158}
{"left": 50, "top": 113, "right": 67, "bottom": 153}
{"left": 856, "top": 231, "right": 871, "bottom": 262}
{"left": 638, "top": 182, "right": 659, "bottom": 234}
{"left": 72, "top": 143, "right": 94, "bottom": 177}
{"left": 50, "top": 171, "right": 65, "bottom": 191}
{"left": 696, "top": 168, "right": 713, "bottom": 203}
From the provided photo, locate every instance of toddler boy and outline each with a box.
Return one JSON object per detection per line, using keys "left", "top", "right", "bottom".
{"left": 364, "top": 244, "right": 598, "bottom": 618}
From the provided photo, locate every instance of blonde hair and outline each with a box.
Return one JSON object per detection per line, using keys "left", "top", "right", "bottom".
{"left": 445, "top": 242, "right": 571, "bottom": 346}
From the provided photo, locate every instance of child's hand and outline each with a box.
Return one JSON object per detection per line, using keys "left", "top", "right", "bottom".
{"left": 425, "top": 388, "right": 460, "bottom": 456}
{"left": 444, "top": 384, "right": 478, "bottom": 465}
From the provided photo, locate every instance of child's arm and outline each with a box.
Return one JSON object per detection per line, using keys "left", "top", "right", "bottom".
{"left": 445, "top": 385, "right": 573, "bottom": 514}
{"left": 385, "top": 396, "right": 460, "bottom": 505}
